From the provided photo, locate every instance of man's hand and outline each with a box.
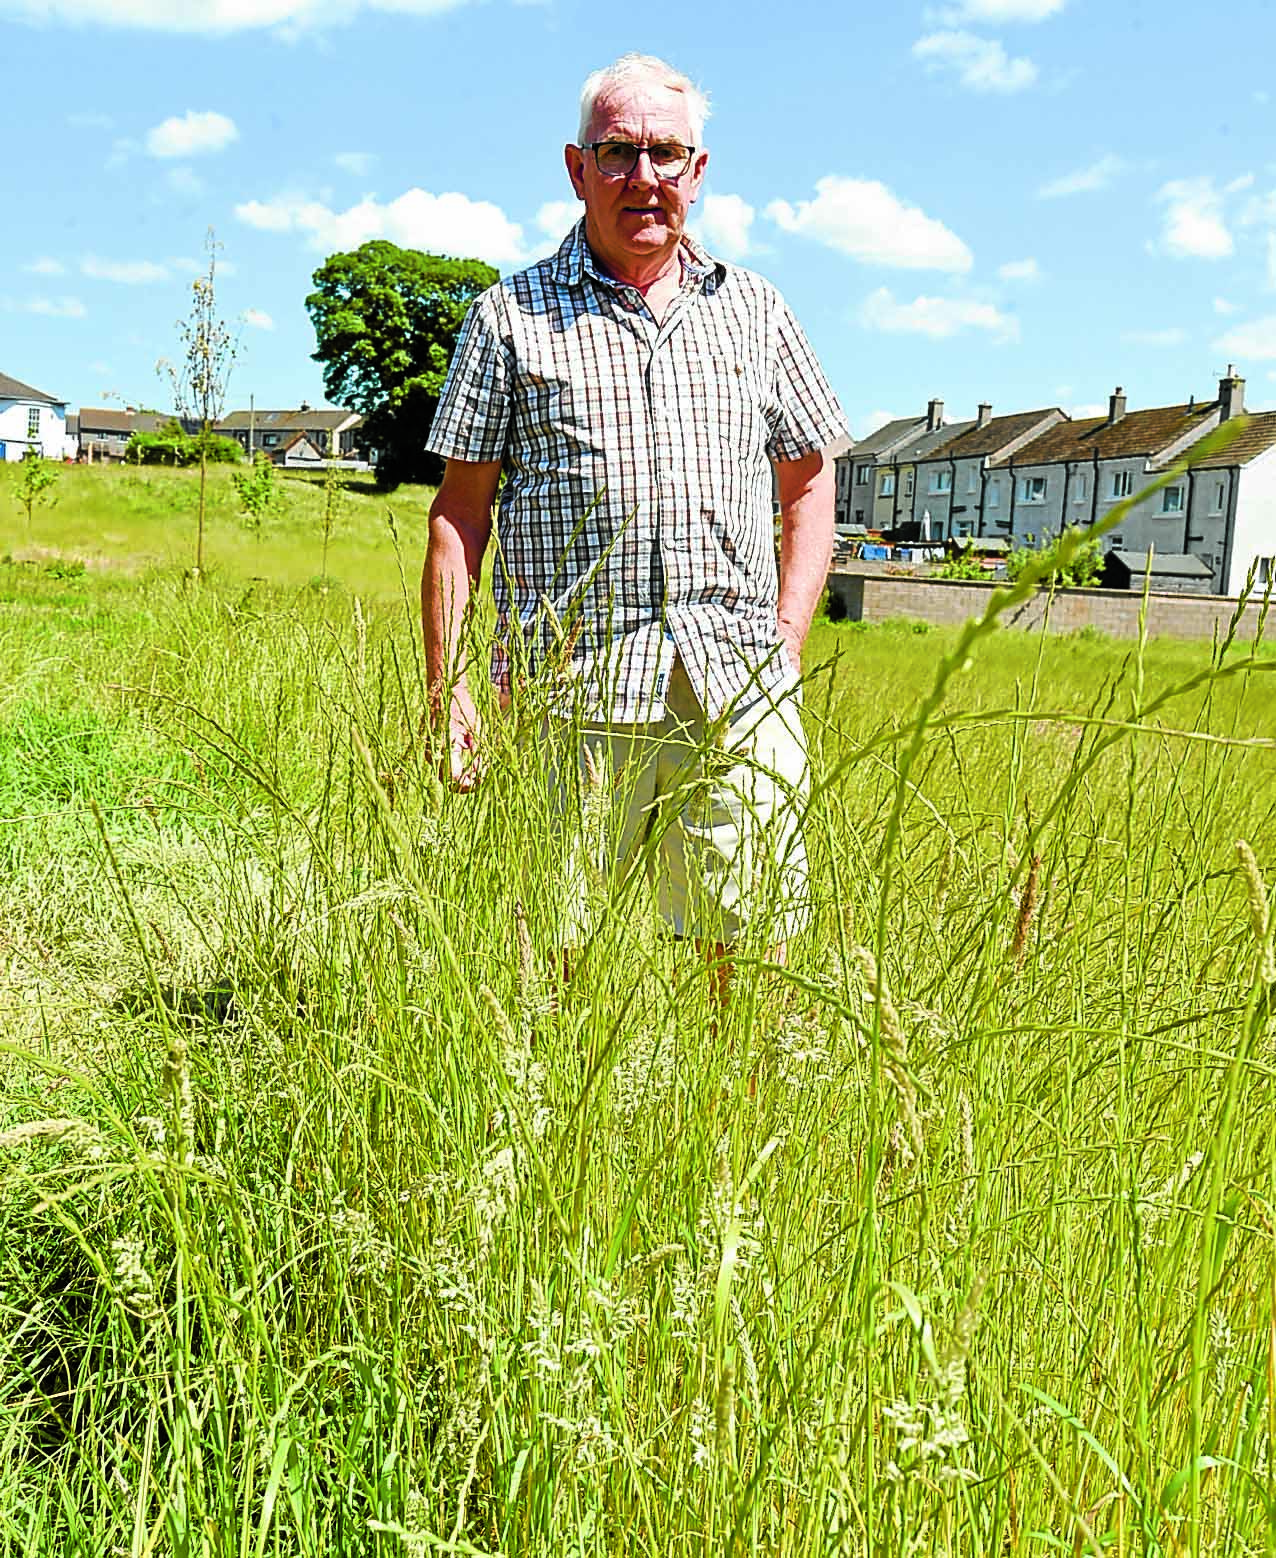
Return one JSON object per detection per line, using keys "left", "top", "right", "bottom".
{"left": 442, "top": 682, "right": 483, "bottom": 791}
{"left": 778, "top": 621, "right": 804, "bottom": 674}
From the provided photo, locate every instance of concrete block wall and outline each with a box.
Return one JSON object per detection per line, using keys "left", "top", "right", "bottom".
{"left": 824, "top": 568, "right": 1272, "bottom": 641}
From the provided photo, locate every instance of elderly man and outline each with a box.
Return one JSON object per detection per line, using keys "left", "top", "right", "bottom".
{"left": 423, "top": 52, "right": 849, "bottom": 979}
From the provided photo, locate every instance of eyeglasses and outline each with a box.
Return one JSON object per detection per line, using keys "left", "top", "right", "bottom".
{"left": 580, "top": 140, "right": 696, "bottom": 181}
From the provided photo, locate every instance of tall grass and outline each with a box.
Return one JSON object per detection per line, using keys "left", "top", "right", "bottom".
{"left": 0, "top": 536, "right": 1273, "bottom": 1553}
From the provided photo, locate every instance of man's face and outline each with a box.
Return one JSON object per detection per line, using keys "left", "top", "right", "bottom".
{"left": 564, "top": 78, "right": 709, "bottom": 269}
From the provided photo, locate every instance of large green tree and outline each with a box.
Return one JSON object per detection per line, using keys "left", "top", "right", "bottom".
{"left": 306, "top": 241, "right": 498, "bottom": 489}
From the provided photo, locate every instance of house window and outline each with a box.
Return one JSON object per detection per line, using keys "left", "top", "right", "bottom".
{"left": 879, "top": 472, "right": 895, "bottom": 497}
{"left": 1257, "top": 556, "right": 1274, "bottom": 586}
{"left": 855, "top": 463, "right": 872, "bottom": 484}
{"left": 1111, "top": 470, "right": 1133, "bottom": 499}
{"left": 27, "top": 407, "right": 40, "bottom": 439}
{"left": 1075, "top": 474, "right": 1088, "bottom": 503}
{"left": 987, "top": 481, "right": 1000, "bottom": 508}
{"left": 967, "top": 467, "right": 978, "bottom": 493}
{"left": 1019, "top": 476, "right": 1047, "bottom": 504}
{"left": 264, "top": 433, "right": 279, "bottom": 447}
{"left": 904, "top": 471, "right": 915, "bottom": 497}
{"left": 1211, "top": 480, "right": 1226, "bottom": 514}
{"left": 929, "top": 469, "right": 952, "bottom": 494}
{"left": 1160, "top": 486, "right": 1184, "bottom": 515}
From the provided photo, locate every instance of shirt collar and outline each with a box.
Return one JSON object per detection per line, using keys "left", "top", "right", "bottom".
{"left": 551, "top": 217, "right": 727, "bottom": 293}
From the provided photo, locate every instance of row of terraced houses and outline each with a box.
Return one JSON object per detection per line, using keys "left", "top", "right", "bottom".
{"left": 834, "top": 370, "right": 1276, "bottom": 597}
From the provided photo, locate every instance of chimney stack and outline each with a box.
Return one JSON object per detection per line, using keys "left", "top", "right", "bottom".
{"left": 1108, "top": 386, "right": 1127, "bottom": 426}
{"left": 1218, "top": 365, "right": 1245, "bottom": 420}
{"left": 927, "top": 397, "right": 944, "bottom": 432}
{"left": 976, "top": 401, "right": 992, "bottom": 428}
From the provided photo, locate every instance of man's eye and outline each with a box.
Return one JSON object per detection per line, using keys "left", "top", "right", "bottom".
{"left": 596, "top": 142, "right": 636, "bottom": 173}
{"left": 649, "top": 143, "right": 688, "bottom": 167}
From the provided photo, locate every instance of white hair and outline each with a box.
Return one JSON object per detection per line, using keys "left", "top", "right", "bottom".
{"left": 577, "top": 53, "right": 711, "bottom": 145}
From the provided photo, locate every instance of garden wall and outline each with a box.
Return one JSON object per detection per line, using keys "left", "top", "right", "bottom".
{"left": 824, "top": 568, "right": 1272, "bottom": 641}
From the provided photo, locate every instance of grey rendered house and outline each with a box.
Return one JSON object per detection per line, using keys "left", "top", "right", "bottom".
{"left": 913, "top": 404, "right": 1067, "bottom": 541}
{"left": 872, "top": 402, "right": 976, "bottom": 533}
{"left": 990, "top": 374, "right": 1254, "bottom": 592}
{"left": 835, "top": 411, "right": 929, "bottom": 531}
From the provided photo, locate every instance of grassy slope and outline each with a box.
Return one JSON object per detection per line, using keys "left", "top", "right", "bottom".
{"left": 0, "top": 460, "right": 435, "bottom": 602}
{"left": 0, "top": 506, "right": 1274, "bottom": 1553}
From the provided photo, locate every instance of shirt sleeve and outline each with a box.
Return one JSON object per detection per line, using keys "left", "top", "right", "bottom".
{"left": 424, "top": 287, "right": 512, "bottom": 464}
{"left": 766, "top": 295, "right": 851, "bottom": 462}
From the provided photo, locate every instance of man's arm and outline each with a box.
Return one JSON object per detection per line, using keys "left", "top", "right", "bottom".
{"left": 775, "top": 448, "right": 835, "bottom": 673}
{"left": 423, "top": 456, "right": 502, "bottom": 790}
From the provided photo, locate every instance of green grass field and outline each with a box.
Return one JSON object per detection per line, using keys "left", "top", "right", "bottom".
{"left": 0, "top": 465, "right": 1274, "bottom": 1555}
{"left": 0, "top": 459, "right": 434, "bottom": 602}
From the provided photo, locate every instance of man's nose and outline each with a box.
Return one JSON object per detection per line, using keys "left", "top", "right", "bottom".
{"left": 626, "top": 150, "right": 660, "bottom": 186}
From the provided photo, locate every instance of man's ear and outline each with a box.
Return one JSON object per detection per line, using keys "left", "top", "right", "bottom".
{"left": 564, "top": 143, "right": 587, "bottom": 201}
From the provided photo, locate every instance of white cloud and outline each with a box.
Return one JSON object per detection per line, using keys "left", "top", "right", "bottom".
{"left": 236, "top": 188, "right": 527, "bottom": 267}
{"left": 334, "top": 151, "right": 375, "bottom": 176}
{"left": 24, "top": 257, "right": 66, "bottom": 276}
{"left": 913, "top": 31, "right": 1037, "bottom": 93}
{"left": 861, "top": 409, "right": 898, "bottom": 436}
{"left": 5, "top": 0, "right": 470, "bottom": 31}
{"left": 1216, "top": 315, "right": 1276, "bottom": 359}
{"left": 1267, "top": 233, "right": 1276, "bottom": 290}
{"left": 698, "top": 193, "right": 755, "bottom": 261}
{"left": 535, "top": 199, "right": 580, "bottom": 240}
{"left": 1214, "top": 297, "right": 1239, "bottom": 315}
{"left": 1155, "top": 177, "right": 1233, "bottom": 260}
{"left": 1036, "top": 153, "right": 1126, "bottom": 198}
{"left": 933, "top": 0, "right": 1064, "bottom": 17}
{"left": 81, "top": 255, "right": 170, "bottom": 283}
{"left": 242, "top": 307, "right": 274, "bottom": 330}
{"left": 145, "top": 110, "right": 238, "bottom": 158}
{"left": 859, "top": 287, "right": 1019, "bottom": 342}
{"left": 1069, "top": 402, "right": 1107, "bottom": 418}
{"left": 997, "top": 256, "right": 1040, "bottom": 281}
{"left": 24, "top": 296, "right": 88, "bottom": 318}
{"left": 1121, "top": 327, "right": 1188, "bottom": 347}
{"left": 766, "top": 177, "right": 972, "bottom": 272}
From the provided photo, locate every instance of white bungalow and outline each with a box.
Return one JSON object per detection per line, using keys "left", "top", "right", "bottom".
{"left": 0, "top": 372, "right": 72, "bottom": 461}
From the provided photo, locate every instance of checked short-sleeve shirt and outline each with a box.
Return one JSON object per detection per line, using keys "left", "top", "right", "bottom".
{"left": 426, "top": 220, "right": 850, "bottom": 723}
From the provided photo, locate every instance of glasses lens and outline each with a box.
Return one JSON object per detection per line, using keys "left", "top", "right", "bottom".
{"left": 595, "top": 141, "right": 637, "bottom": 177}
{"left": 648, "top": 143, "right": 691, "bottom": 175}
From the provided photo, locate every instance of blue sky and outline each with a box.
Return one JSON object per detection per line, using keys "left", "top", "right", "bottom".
{"left": 5, "top": 0, "right": 1276, "bottom": 436}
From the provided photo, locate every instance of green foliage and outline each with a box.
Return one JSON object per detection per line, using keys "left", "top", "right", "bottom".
{"left": 1006, "top": 527, "right": 1104, "bottom": 587}
{"left": 929, "top": 549, "right": 987, "bottom": 580}
{"left": 15, "top": 450, "right": 58, "bottom": 524}
{"left": 230, "top": 451, "right": 282, "bottom": 532}
{"left": 306, "top": 240, "right": 498, "bottom": 488}
{"left": 0, "top": 560, "right": 1272, "bottom": 1552}
{"left": 126, "top": 423, "right": 240, "bottom": 466}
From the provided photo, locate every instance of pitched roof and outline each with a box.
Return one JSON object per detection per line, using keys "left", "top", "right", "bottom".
{"left": 887, "top": 420, "right": 979, "bottom": 463}
{"left": 1004, "top": 399, "right": 1219, "bottom": 466}
{"left": 1107, "top": 550, "right": 1214, "bottom": 578}
{"left": 928, "top": 408, "right": 1064, "bottom": 461}
{"left": 1186, "top": 411, "right": 1276, "bottom": 468}
{"left": 0, "top": 372, "right": 64, "bottom": 406}
{"left": 77, "top": 407, "right": 173, "bottom": 434}
{"left": 849, "top": 415, "right": 927, "bottom": 459}
{"left": 217, "top": 407, "right": 360, "bottom": 432}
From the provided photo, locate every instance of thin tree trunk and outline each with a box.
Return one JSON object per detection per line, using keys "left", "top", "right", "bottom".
{"left": 197, "top": 446, "right": 207, "bottom": 575}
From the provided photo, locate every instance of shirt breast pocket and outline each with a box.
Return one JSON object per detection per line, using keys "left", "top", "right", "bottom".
{"left": 685, "top": 356, "right": 769, "bottom": 468}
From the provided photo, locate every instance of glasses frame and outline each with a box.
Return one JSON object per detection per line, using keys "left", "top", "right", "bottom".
{"left": 579, "top": 140, "right": 697, "bottom": 182}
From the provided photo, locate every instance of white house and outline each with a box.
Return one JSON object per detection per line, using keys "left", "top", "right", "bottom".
{"left": 0, "top": 372, "right": 72, "bottom": 461}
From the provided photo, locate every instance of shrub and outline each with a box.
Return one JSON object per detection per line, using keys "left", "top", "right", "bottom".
{"left": 1005, "top": 528, "right": 1103, "bottom": 588}
{"left": 126, "top": 423, "right": 241, "bottom": 467}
